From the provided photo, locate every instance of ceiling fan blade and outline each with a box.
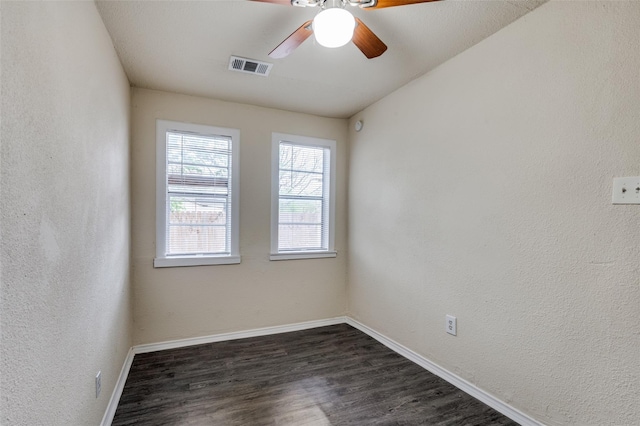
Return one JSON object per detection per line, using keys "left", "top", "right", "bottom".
{"left": 364, "top": 0, "right": 441, "bottom": 9}
{"left": 251, "top": 0, "right": 293, "bottom": 5}
{"left": 269, "top": 20, "right": 314, "bottom": 59}
{"left": 352, "top": 18, "right": 387, "bottom": 59}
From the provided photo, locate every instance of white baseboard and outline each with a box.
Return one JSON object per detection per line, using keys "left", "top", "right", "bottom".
{"left": 132, "top": 316, "right": 347, "bottom": 354}
{"left": 102, "top": 316, "right": 541, "bottom": 426}
{"left": 100, "top": 347, "right": 134, "bottom": 426}
{"left": 345, "top": 317, "right": 542, "bottom": 426}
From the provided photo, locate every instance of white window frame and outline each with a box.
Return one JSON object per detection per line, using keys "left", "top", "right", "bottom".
{"left": 154, "top": 120, "right": 240, "bottom": 268}
{"left": 270, "top": 132, "right": 337, "bottom": 261}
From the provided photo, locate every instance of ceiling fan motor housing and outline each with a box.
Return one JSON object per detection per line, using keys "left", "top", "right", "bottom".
{"left": 290, "top": 0, "right": 377, "bottom": 8}
{"left": 261, "top": 0, "right": 438, "bottom": 59}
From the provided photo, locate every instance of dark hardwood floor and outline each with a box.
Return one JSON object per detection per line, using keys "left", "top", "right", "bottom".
{"left": 112, "top": 324, "right": 518, "bottom": 425}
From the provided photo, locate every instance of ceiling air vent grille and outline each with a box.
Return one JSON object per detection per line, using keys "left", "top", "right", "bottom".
{"left": 228, "top": 56, "right": 273, "bottom": 77}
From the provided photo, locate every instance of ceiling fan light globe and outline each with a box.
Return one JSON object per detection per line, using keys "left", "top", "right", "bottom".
{"left": 312, "top": 8, "right": 356, "bottom": 48}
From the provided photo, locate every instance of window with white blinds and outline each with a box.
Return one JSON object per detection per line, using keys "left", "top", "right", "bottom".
{"left": 270, "top": 133, "right": 336, "bottom": 260}
{"left": 155, "top": 120, "right": 240, "bottom": 268}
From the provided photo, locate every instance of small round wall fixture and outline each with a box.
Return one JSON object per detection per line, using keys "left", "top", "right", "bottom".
{"left": 355, "top": 120, "right": 363, "bottom": 132}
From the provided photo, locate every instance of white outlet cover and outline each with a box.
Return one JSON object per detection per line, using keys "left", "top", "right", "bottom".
{"left": 446, "top": 315, "right": 457, "bottom": 336}
{"left": 95, "top": 371, "right": 101, "bottom": 398}
{"left": 612, "top": 177, "right": 640, "bottom": 204}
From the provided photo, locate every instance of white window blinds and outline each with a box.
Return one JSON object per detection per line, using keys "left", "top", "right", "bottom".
{"left": 155, "top": 120, "right": 240, "bottom": 268}
{"left": 278, "top": 142, "right": 330, "bottom": 251}
{"left": 165, "top": 131, "right": 233, "bottom": 255}
{"left": 271, "top": 133, "right": 336, "bottom": 260}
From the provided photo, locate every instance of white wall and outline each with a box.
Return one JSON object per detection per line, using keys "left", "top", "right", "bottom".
{"left": 130, "top": 88, "right": 348, "bottom": 345}
{"left": 347, "top": 2, "right": 640, "bottom": 425}
{"left": 0, "top": 2, "right": 131, "bottom": 425}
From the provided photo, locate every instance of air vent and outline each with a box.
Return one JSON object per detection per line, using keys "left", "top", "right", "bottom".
{"left": 228, "top": 56, "right": 273, "bottom": 77}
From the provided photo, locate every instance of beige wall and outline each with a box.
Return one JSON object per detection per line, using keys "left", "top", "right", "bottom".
{"left": 130, "top": 88, "right": 348, "bottom": 345}
{"left": 0, "top": 2, "right": 131, "bottom": 425}
{"left": 347, "top": 2, "right": 640, "bottom": 425}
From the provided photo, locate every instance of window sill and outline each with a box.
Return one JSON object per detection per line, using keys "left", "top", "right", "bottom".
{"left": 154, "top": 255, "right": 241, "bottom": 268}
{"left": 270, "top": 251, "right": 337, "bottom": 261}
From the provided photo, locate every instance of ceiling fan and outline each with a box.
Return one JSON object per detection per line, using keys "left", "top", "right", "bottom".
{"left": 252, "top": 0, "right": 441, "bottom": 59}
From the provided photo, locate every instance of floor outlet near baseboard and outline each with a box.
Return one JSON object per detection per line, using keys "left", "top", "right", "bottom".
{"left": 96, "top": 371, "right": 102, "bottom": 398}
{"left": 446, "top": 315, "right": 457, "bottom": 336}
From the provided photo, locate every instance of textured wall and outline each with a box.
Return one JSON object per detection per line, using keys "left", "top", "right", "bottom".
{"left": 347, "top": 2, "right": 640, "bottom": 425}
{"left": 130, "top": 88, "right": 348, "bottom": 345}
{"left": 0, "top": 2, "right": 131, "bottom": 425}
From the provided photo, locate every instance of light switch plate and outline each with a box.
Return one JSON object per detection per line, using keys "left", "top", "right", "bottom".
{"left": 612, "top": 177, "right": 640, "bottom": 204}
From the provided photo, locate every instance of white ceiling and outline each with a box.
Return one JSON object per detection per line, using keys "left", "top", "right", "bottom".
{"left": 96, "top": 0, "right": 546, "bottom": 118}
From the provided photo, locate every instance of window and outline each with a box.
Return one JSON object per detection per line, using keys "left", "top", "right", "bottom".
{"left": 155, "top": 120, "right": 240, "bottom": 267}
{"left": 270, "top": 133, "right": 336, "bottom": 260}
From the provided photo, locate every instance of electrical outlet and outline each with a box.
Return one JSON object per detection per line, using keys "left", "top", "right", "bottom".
{"left": 446, "top": 315, "right": 457, "bottom": 336}
{"left": 95, "top": 371, "right": 101, "bottom": 398}
{"left": 612, "top": 177, "right": 640, "bottom": 204}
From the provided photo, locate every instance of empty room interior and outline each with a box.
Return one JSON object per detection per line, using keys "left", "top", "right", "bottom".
{"left": 1, "top": 0, "right": 639, "bottom": 425}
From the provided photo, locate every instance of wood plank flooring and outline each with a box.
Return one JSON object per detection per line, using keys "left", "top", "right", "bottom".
{"left": 112, "top": 324, "right": 518, "bottom": 425}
